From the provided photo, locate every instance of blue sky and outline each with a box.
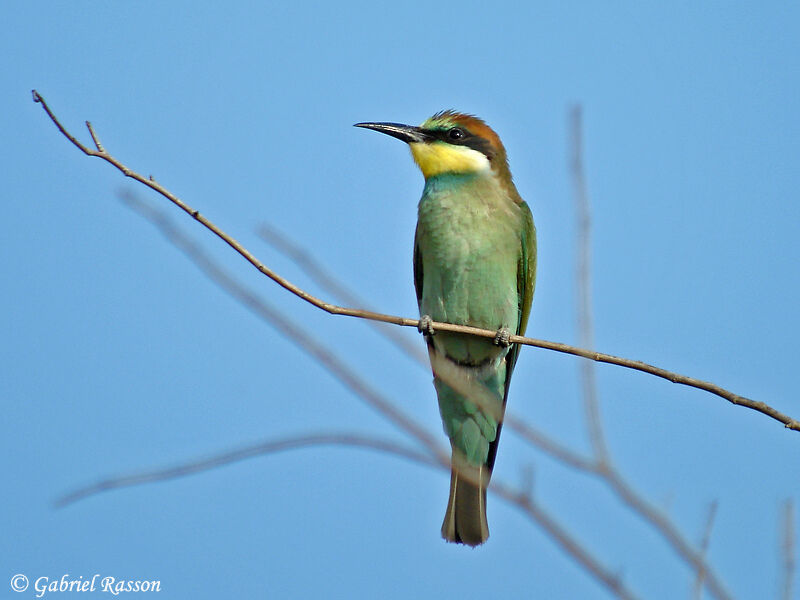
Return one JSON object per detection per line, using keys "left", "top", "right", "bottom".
{"left": 3, "top": 2, "right": 799, "bottom": 598}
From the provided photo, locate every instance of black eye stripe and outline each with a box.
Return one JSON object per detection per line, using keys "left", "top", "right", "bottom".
{"left": 432, "top": 127, "right": 474, "bottom": 146}
{"left": 427, "top": 127, "right": 495, "bottom": 160}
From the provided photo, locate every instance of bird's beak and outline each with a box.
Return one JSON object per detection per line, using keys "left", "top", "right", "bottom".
{"left": 354, "top": 122, "right": 432, "bottom": 144}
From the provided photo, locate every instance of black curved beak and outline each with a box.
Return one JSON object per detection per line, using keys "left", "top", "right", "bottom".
{"left": 354, "top": 122, "right": 432, "bottom": 144}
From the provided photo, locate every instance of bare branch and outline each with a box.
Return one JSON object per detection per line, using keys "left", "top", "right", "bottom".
{"left": 570, "top": 105, "right": 609, "bottom": 463}
{"left": 782, "top": 499, "right": 795, "bottom": 600}
{"left": 568, "top": 106, "right": 731, "bottom": 600}
{"left": 258, "top": 223, "right": 429, "bottom": 363}
{"left": 491, "top": 478, "right": 640, "bottom": 600}
{"left": 55, "top": 432, "right": 438, "bottom": 508}
{"left": 33, "top": 90, "right": 96, "bottom": 155}
{"left": 504, "top": 415, "right": 594, "bottom": 471}
{"left": 32, "top": 90, "right": 800, "bottom": 433}
{"left": 607, "top": 465, "right": 732, "bottom": 600}
{"left": 511, "top": 413, "right": 732, "bottom": 599}
{"left": 117, "top": 191, "right": 446, "bottom": 465}
{"left": 57, "top": 421, "right": 641, "bottom": 599}
{"left": 86, "top": 121, "right": 105, "bottom": 153}
{"left": 693, "top": 500, "right": 719, "bottom": 600}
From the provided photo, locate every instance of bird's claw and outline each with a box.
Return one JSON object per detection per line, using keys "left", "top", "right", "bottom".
{"left": 493, "top": 327, "right": 512, "bottom": 348}
{"left": 417, "top": 315, "right": 435, "bottom": 337}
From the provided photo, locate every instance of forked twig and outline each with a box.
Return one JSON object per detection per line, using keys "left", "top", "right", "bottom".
{"left": 782, "top": 499, "right": 795, "bottom": 600}
{"left": 569, "top": 106, "right": 731, "bottom": 600}
{"left": 570, "top": 105, "right": 609, "bottom": 463}
{"left": 258, "top": 223, "right": 429, "bottom": 363}
{"left": 693, "top": 500, "right": 719, "bottom": 599}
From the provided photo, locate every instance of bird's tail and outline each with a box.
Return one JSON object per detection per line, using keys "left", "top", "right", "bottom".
{"left": 441, "top": 455, "right": 489, "bottom": 546}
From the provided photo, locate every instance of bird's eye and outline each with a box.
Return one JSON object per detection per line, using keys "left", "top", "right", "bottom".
{"left": 448, "top": 127, "right": 465, "bottom": 141}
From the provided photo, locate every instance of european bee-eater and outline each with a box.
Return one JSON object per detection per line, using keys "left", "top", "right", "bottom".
{"left": 356, "top": 111, "right": 536, "bottom": 546}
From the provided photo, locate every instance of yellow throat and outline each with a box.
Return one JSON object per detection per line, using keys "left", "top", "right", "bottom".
{"left": 409, "top": 141, "right": 490, "bottom": 178}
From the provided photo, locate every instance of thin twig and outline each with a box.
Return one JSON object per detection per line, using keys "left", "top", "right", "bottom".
{"left": 693, "top": 500, "right": 719, "bottom": 599}
{"left": 511, "top": 414, "right": 733, "bottom": 599}
{"left": 258, "top": 223, "right": 429, "bottom": 363}
{"left": 258, "top": 223, "right": 428, "bottom": 365}
{"left": 570, "top": 105, "right": 609, "bottom": 463}
{"left": 57, "top": 423, "right": 641, "bottom": 599}
{"left": 506, "top": 415, "right": 597, "bottom": 471}
{"left": 568, "top": 106, "right": 731, "bottom": 600}
{"left": 491, "top": 478, "right": 639, "bottom": 600}
{"left": 55, "top": 432, "right": 438, "bottom": 508}
{"left": 31, "top": 90, "right": 800, "bottom": 434}
{"left": 605, "top": 465, "right": 732, "bottom": 600}
{"left": 782, "top": 499, "right": 795, "bottom": 600}
{"left": 113, "top": 192, "right": 639, "bottom": 600}
{"left": 117, "top": 190, "right": 446, "bottom": 464}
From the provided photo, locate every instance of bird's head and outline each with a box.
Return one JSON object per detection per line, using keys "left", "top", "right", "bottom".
{"left": 355, "top": 110, "right": 510, "bottom": 180}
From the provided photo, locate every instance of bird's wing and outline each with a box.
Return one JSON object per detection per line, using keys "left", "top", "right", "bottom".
{"left": 413, "top": 225, "right": 424, "bottom": 310}
{"left": 488, "top": 202, "right": 537, "bottom": 472}
{"left": 505, "top": 201, "right": 536, "bottom": 381}
{"left": 517, "top": 201, "right": 537, "bottom": 339}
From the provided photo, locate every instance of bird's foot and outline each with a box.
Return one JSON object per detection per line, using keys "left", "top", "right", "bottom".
{"left": 493, "top": 327, "right": 512, "bottom": 348}
{"left": 417, "top": 315, "right": 435, "bottom": 337}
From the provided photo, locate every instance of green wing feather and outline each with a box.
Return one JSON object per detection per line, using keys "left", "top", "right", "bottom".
{"left": 504, "top": 201, "right": 536, "bottom": 384}
{"left": 517, "top": 201, "right": 537, "bottom": 340}
{"left": 413, "top": 226, "right": 423, "bottom": 309}
{"left": 487, "top": 201, "right": 536, "bottom": 470}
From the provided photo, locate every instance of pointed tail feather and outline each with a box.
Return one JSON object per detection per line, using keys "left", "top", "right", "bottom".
{"left": 441, "top": 460, "right": 489, "bottom": 546}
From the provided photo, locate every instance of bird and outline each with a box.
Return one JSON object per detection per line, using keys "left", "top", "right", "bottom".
{"left": 355, "top": 111, "right": 536, "bottom": 546}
